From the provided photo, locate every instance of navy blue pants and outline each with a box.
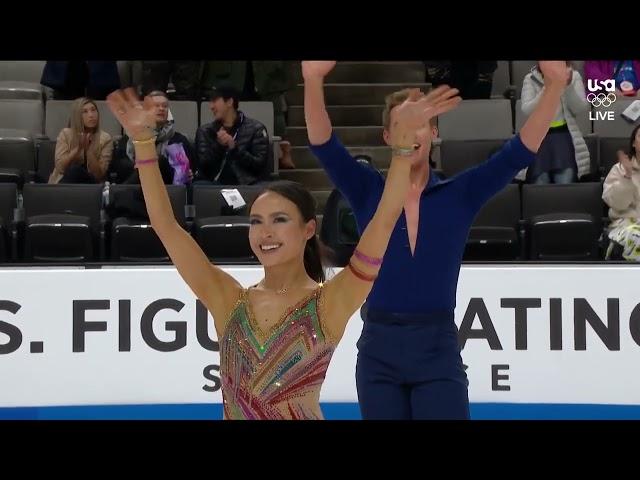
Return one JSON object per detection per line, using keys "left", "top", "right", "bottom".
{"left": 356, "top": 308, "right": 470, "bottom": 420}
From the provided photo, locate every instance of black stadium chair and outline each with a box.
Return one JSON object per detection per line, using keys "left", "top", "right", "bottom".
{"left": 22, "top": 183, "right": 105, "bottom": 262}
{"left": 522, "top": 182, "right": 604, "bottom": 260}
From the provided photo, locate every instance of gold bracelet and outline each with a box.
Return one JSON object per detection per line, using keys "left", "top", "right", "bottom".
{"left": 132, "top": 137, "right": 157, "bottom": 145}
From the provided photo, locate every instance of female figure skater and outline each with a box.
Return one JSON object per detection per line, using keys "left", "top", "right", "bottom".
{"left": 106, "top": 85, "right": 460, "bottom": 419}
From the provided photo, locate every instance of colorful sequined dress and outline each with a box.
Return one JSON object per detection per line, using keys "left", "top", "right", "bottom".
{"left": 220, "top": 286, "right": 336, "bottom": 420}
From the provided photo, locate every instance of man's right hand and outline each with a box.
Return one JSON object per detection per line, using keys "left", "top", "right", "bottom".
{"left": 217, "top": 129, "right": 233, "bottom": 147}
{"left": 389, "top": 87, "right": 460, "bottom": 147}
{"left": 302, "top": 61, "right": 336, "bottom": 80}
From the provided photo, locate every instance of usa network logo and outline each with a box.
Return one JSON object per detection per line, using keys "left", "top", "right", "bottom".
{"left": 587, "top": 78, "right": 616, "bottom": 120}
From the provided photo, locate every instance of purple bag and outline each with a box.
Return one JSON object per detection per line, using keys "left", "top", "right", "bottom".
{"left": 165, "top": 143, "right": 191, "bottom": 185}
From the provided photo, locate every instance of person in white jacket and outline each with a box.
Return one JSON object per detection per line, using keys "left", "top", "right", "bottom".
{"left": 603, "top": 125, "right": 640, "bottom": 260}
{"left": 520, "top": 62, "right": 591, "bottom": 183}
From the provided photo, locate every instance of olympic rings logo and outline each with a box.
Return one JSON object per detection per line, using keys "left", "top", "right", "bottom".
{"left": 587, "top": 92, "right": 616, "bottom": 108}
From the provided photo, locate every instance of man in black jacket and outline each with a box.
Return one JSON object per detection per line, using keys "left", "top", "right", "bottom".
{"left": 194, "top": 86, "right": 270, "bottom": 185}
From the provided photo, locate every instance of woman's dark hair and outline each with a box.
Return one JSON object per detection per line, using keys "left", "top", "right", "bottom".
{"left": 255, "top": 180, "right": 326, "bottom": 283}
{"left": 630, "top": 124, "right": 640, "bottom": 159}
{"left": 210, "top": 85, "right": 240, "bottom": 110}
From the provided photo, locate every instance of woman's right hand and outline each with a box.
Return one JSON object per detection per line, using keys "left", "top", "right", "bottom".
{"left": 566, "top": 66, "right": 574, "bottom": 86}
{"left": 82, "top": 132, "right": 93, "bottom": 149}
{"left": 106, "top": 88, "right": 156, "bottom": 141}
{"left": 618, "top": 150, "right": 634, "bottom": 178}
{"left": 539, "top": 61, "right": 571, "bottom": 89}
{"left": 68, "top": 143, "right": 83, "bottom": 163}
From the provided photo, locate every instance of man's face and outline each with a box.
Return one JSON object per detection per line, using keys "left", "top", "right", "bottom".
{"left": 210, "top": 97, "right": 234, "bottom": 121}
{"left": 151, "top": 95, "right": 169, "bottom": 125}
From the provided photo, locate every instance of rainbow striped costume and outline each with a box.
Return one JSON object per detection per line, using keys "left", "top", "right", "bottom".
{"left": 220, "top": 287, "right": 336, "bottom": 420}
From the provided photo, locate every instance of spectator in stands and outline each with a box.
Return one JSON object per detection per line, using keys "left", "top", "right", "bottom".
{"left": 140, "top": 61, "right": 201, "bottom": 100}
{"left": 584, "top": 61, "right": 640, "bottom": 97}
{"left": 201, "top": 61, "right": 296, "bottom": 168}
{"left": 194, "top": 86, "right": 270, "bottom": 185}
{"left": 105, "top": 85, "right": 434, "bottom": 419}
{"left": 520, "top": 61, "right": 590, "bottom": 184}
{"left": 111, "top": 90, "right": 196, "bottom": 185}
{"left": 49, "top": 97, "right": 113, "bottom": 184}
{"left": 41, "top": 62, "right": 120, "bottom": 100}
{"left": 424, "top": 61, "right": 498, "bottom": 99}
{"left": 321, "top": 155, "right": 377, "bottom": 266}
{"left": 603, "top": 125, "right": 640, "bottom": 261}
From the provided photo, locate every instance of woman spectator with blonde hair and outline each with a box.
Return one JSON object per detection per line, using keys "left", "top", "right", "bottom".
{"left": 49, "top": 97, "right": 113, "bottom": 184}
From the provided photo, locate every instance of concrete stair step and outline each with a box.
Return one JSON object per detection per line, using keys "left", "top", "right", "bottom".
{"left": 288, "top": 104, "right": 385, "bottom": 127}
{"left": 286, "top": 83, "right": 430, "bottom": 106}
{"left": 286, "top": 126, "right": 384, "bottom": 146}
{"left": 291, "top": 61, "right": 426, "bottom": 84}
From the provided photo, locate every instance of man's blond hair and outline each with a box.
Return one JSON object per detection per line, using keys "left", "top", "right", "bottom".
{"left": 382, "top": 88, "right": 437, "bottom": 130}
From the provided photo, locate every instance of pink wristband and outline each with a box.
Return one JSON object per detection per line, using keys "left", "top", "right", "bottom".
{"left": 135, "top": 158, "right": 157, "bottom": 167}
{"left": 348, "top": 262, "right": 377, "bottom": 282}
{"left": 353, "top": 249, "right": 383, "bottom": 266}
